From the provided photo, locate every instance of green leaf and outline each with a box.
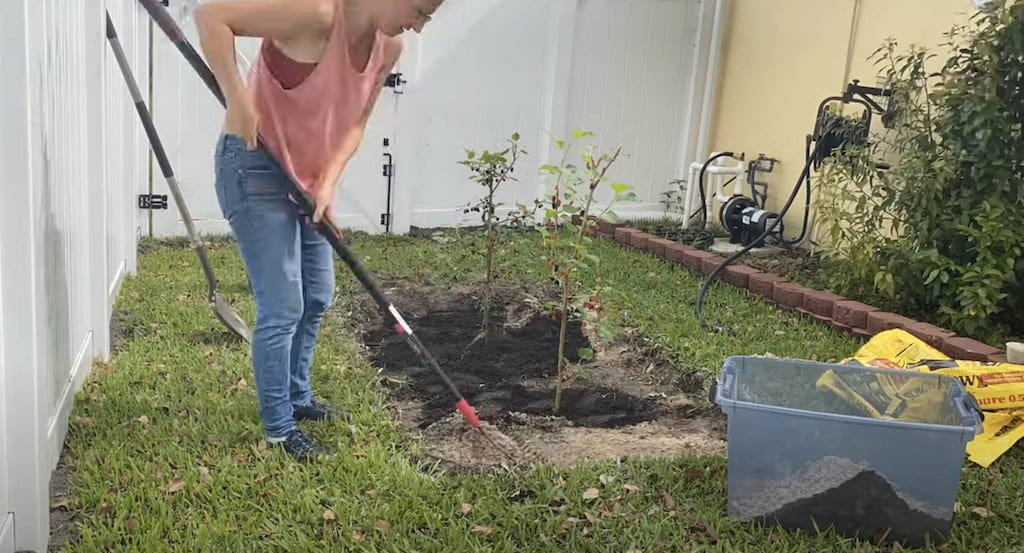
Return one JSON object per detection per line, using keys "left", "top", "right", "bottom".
{"left": 602, "top": 210, "right": 619, "bottom": 223}
{"left": 511, "top": 132, "right": 520, "bottom": 141}
{"left": 611, "top": 182, "right": 631, "bottom": 193}
{"left": 573, "top": 128, "right": 595, "bottom": 139}
{"left": 577, "top": 347, "right": 594, "bottom": 361}
{"left": 555, "top": 139, "right": 566, "bottom": 150}
{"left": 540, "top": 164, "right": 561, "bottom": 175}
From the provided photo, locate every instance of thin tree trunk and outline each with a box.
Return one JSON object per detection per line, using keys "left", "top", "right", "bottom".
{"left": 554, "top": 272, "right": 571, "bottom": 413}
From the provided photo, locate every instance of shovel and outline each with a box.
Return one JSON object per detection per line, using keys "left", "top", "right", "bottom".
{"left": 106, "top": 13, "right": 252, "bottom": 343}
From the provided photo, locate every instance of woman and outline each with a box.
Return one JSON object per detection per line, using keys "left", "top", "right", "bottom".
{"left": 195, "top": 0, "right": 443, "bottom": 461}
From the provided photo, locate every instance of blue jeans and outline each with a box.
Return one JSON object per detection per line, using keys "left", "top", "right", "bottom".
{"left": 213, "top": 133, "right": 335, "bottom": 439}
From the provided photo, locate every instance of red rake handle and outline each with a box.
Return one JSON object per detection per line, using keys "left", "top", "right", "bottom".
{"left": 134, "top": 0, "right": 481, "bottom": 428}
{"left": 456, "top": 399, "right": 481, "bottom": 428}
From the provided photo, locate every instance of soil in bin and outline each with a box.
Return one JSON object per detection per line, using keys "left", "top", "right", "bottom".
{"left": 762, "top": 471, "right": 950, "bottom": 548}
{"left": 735, "top": 456, "right": 950, "bottom": 548}
{"left": 349, "top": 278, "right": 727, "bottom": 470}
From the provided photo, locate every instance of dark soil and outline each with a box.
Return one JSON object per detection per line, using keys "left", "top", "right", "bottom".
{"left": 345, "top": 278, "right": 727, "bottom": 469}
{"left": 492, "top": 384, "right": 660, "bottom": 427}
{"left": 760, "top": 470, "right": 950, "bottom": 548}
{"left": 363, "top": 294, "right": 659, "bottom": 429}
{"left": 740, "top": 247, "right": 829, "bottom": 290}
{"left": 622, "top": 218, "right": 720, "bottom": 249}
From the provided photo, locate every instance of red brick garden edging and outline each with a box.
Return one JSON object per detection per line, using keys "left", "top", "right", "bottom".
{"left": 588, "top": 218, "right": 1006, "bottom": 363}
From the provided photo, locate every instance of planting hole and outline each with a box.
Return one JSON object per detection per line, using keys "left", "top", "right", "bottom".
{"left": 348, "top": 279, "right": 726, "bottom": 470}
{"left": 365, "top": 301, "right": 658, "bottom": 428}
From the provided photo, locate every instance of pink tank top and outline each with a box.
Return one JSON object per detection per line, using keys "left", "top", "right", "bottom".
{"left": 250, "top": 5, "right": 387, "bottom": 195}
{"left": 263, "top": 40, "right": 316, "bottom": 90}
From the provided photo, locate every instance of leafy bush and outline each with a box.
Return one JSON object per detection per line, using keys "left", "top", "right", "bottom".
{"left": 816, "top": 3, "right": 1024, "bottom": 342}
{"left": 538, "top": 129, "right": 637, "bottom": 413}
{"left": 459, "top": 132, "right": 539, "bottom": 332}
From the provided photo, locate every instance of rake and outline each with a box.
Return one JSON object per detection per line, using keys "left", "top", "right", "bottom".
{"left": 129, "top": 0, "right": 531, "bottom": 463}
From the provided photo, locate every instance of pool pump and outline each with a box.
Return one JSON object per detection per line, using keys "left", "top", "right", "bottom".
{"left": 719, "top": 195, "right": 781, "bottom": 248}
{"left": 694, "top": 79, "right": 898, "bottom": 335}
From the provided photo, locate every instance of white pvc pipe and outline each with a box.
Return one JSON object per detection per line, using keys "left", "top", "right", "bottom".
{"left": 675, "top": 0, "right": 729, "bottom": 228}
{"left": 683, "top": 153, "right": 746, "bottom": 230}
{"left": 695, "top": 0, "right": 728, "bottom": 163}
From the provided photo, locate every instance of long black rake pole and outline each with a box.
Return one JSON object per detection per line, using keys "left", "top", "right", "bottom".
{"left": 129, "top": 0, "right": 525, "bottom": 452}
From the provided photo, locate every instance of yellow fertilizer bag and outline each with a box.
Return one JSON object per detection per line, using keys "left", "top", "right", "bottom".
{"left": 814, "top": 367, "right": 963, "bottom": 426}
{"left": 845, "top": 329, "right": 1024, "bottom": 410}
{"left": 835, "top": 329, "right": 1024, "bottom": 466}
{"left": 847, "top": 328, "right": 949, "bottom": 368}
{"left": 965, "top": 410, "right": 1024, "bottom": 468}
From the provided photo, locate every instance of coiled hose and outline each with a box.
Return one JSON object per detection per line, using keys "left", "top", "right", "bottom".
{"left": 696, "top": 139, "right": 826, "bottom": 335}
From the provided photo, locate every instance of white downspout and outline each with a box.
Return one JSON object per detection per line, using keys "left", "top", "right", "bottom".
{"left": 677, "top": 0, "right": 730, "bottom": 225}
{"left": 695, "top": 0, "right": 729, "bottom": 165}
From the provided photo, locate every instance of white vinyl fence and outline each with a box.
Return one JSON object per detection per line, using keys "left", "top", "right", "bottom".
{"left": 149, "top": 0, "right": 728, "bottom": 237}
{"left": 0, "top": 0, "right": 149, "bottom": 550}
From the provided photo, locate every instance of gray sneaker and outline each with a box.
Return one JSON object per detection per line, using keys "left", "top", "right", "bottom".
{"left": 293, "top": 398, "right": 351, "bottom": 422}
{"left": 278, "top": 429, "right": 329, "bottom": 461}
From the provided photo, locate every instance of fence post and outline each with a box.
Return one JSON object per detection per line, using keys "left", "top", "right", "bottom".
{"left": 90, "top": 0, "right": 112, "bottom": 365}
{"left": 0, "top": 237, "right": 11, "bottom": 552}
{"left": 0, "top": 0, "right": 50, "bottom": 548}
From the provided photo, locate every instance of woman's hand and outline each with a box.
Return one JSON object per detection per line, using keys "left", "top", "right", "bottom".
{"left": 308, "top": 38, "right": 403, "bottom": 228}
{"left": 225, "top": 90, "right": 260, "bottom": 148}
{"left": 312, "top": 178, "right": 336, "bottom": 225}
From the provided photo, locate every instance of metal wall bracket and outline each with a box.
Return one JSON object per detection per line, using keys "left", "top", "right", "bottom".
{"left": 384, "top": 73, "right": 406, "bottom": 94}
{"left": 138, "top": 194, "right": 169, "bottom": 210}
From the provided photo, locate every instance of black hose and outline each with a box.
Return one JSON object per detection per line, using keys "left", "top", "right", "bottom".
{"left": 696, "top": 152, "right": 737, "bottom": 228}
{"left": 779, "top": 135, "right": 814, "bottom": 247}
{"left": 695, "top": 139, "right": 827, "bottom": 335}
{"left": 688, "top": 175, "right": 736, "bottom": 222}
{"left": 746, "top": 160, "right": 763, "bottom": 208}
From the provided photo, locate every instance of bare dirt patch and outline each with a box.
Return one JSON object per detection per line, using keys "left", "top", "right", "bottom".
{"left": 44, "top": 445, "right": 78, "bottom": 552}
{"left": 349, "top": 278, "right": 726, "bottom": 471}
{"left": 109, "top": 308, "right": 137, "bottom": 354}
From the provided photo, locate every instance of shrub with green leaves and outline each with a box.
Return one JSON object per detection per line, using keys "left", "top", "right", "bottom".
{"left": 538, "top": 129, "right": 637, "bottom": 413}
{"left": 459, "top": 132, "right": 539, "bottom": 332}
{"left": 816, "top": 3, "right": 1024, "bottom": 342}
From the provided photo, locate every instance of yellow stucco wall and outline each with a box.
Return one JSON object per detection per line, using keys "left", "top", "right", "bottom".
{"left": 707, "top": 0, "right": 978, "bottom": 247}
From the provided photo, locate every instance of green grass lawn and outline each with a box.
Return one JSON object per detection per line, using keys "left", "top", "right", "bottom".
{"left": 60, "top": 230, "right": 1023, "bottom": 552}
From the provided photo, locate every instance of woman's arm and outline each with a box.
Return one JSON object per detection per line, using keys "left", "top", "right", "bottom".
{"left": 194, "top": 0, "right": 334, "bottom": 144}
{"left": 313, "top": 37, "right": 405, "bottom": 224}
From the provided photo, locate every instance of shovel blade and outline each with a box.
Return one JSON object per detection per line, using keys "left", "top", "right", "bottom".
{"left": 212, "top": 294, "right": 251, "bottom": 343}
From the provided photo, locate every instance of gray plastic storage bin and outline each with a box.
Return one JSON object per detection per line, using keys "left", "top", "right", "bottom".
{"left": 714, "top": 356, "right": 983, "bottom": 548}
